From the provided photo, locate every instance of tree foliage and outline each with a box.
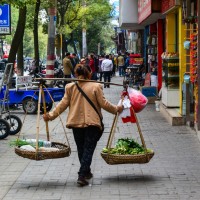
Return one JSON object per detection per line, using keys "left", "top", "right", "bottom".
{"left": 2, "top": 0, "right": 115, "bottom": 72}
{"left": 55, "top": 0, "right": 113, "bottom": 56}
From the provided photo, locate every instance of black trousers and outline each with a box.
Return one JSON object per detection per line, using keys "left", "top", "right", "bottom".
{"left": 72, "top": 126, "right": 102, "bottom": 177}
{"left": 99, "top": 72, "right": 103, "bottom": 81}
{"left": 64, "top": 74, "right": 71, "bottom": 86}
{"left": 103, "top": 71, "right": 111, "bottom": 87}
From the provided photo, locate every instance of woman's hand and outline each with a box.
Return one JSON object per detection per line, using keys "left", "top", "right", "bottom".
{"left": 43, "top": 113, "right": 50, "bottom": 122}
{"left": 117, "top": 105, "right": 124, "bottom": 114}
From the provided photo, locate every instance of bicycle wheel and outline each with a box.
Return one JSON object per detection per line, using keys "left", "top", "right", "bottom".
{"left": 22, "top": 98, "right": 38, "bottom": 114}
{"left": 40, "top": 102, "right": 53, "bottom": 113}
{"left": 0, "top": 119, "right": 10, "bottom": 139}
{"left": 4, "top": 114, "right": 22, "bottom": 135}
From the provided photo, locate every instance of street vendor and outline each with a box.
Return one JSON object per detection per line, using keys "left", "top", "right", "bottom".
{"left": 43, "top": 64, "right": 124, "bottom": 187}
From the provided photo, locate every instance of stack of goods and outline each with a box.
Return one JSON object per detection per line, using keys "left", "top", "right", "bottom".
{"left": 102, "top": 138, "right": 153, "bottom": 155}
{"left": 10, "top": 139, "right": 59, "bottom": 152}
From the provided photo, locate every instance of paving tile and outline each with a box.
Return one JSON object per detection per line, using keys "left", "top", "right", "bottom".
{"left": 1, "top": 76, "right": 200, "bottom": 199}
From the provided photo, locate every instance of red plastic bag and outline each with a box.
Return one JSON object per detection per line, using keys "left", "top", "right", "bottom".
{"left": 127, "top": 87, "right": 148, "bottom": 113}
{"left": 122, "top": 107, "right": 136, "bottom": 123}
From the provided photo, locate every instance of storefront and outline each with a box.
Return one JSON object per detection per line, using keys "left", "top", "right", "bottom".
{"left": 118, "top": 0, "right": 200, "bottom": 131}
{"left": 138, "top": 0, "right": 163, "bottom": 91}
{"left": 161, "top": 0, "right": 182, "bottom": 108}
{"left": 181, "top": 0, "right": 198, "bottom": 128}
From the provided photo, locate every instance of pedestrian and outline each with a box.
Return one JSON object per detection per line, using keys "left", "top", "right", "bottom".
{"left": 71, "top": 53, "right": 79, "bottom": 70}
{"left": 63, "top": 52, "right": 73, "bottom": 85}
{"left": 43, "top": 64, "right": 124, "bottom": 187}
{"left": 98, "top": 55, "right": 105, "bottom": 81}
{"left": 117, "top": 53, "right": 125, "bottom": 77}
{"left": 124, "top": 52, "right": 130, "bottom": 71}
{"left": 73, "top": 53, "right": 80, "bottom": 64}
{"left": 89, "top": 54, "right": 98, "bottom": 80}
{"left": 110, "top": 54, "right": 116, "bottom": 77}
{"left": 93, "top": 53, "right": 99, "bottom": 74}
{"left": 101, "top": 54, "right": 113, "bottom": 88}
{"left": 80, "top": 58, "right": 86, "bottom": 65}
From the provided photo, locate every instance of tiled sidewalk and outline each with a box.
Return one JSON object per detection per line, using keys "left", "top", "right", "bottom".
{"left": 1, "top": 76, "right": 200, "bottom": 200}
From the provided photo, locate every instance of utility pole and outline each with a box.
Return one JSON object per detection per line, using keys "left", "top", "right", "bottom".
{"left": 46, "top": 0, "right": 57, "bottom": 80}
{"left": 82, "top": 1, "right": 87, "bottom": 57}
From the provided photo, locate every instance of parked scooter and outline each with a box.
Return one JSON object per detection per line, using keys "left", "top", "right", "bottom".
{"left": 0, "top": 63, "right": 22, "bottom": 140}
{"left": 54, "top": 65, "right": 64, "bottom": 88}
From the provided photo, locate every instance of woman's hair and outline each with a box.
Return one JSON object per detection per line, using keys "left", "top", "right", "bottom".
{"left": 74, "top": 64, "right": 91, "bottom": 79}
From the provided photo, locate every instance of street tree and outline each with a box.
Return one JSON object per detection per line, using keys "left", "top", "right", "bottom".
{"left": 53, "top": 0, "right": 112, "bottom": 58}
{"left": 0, "top": 0, "right": 36, "bottom": 76}
{"left": 70, "top": 0, "right": 113, "bottom": 55}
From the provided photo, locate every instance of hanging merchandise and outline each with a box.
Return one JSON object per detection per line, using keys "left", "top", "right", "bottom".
{"left": 118, "top": 94, "right": 136, "bottom": 123}
{"left": 151, "top": 35, "right": 157, "bottom": 45}
{"left": 146, "top": 34, "right": 157, "bottom": 74}
{"left": 184, "top": 74, "right": 190, "bottom": 84}
{"left": 183, "top": 16, "right": 197, "bottom": 24}
{"left": 190, "top": 33, "right": 198, "bottom": 83}
{"left": 146, "top": 36, "right": 152, "bottom": 45}
{"left": 190, "top": 66, "right": 197, "bottom": 74}
{"left": 191, "top": 33, "right": 197, "bottom": 41}
{"left": 183, "top": 40, "right": 190, "bottom": 50}
{"left": 127, "top": 87, "right": 148, "bottom": 113}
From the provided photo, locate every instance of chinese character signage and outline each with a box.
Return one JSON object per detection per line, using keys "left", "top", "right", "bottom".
{"left": 0, "top": 4, "right": 11, "bottom": 35}
{"left": 138, "top": 0, "right": 152, "bottom": 24}
{"left": 162, "top": 0, "right": 181, "bottom": 14}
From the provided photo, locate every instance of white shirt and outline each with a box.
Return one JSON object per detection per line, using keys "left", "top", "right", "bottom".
{"left": 101, "top": 59, "right": 113, "bottom": 72}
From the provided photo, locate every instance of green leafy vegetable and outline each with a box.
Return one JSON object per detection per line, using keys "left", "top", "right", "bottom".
{"left": 102, "top": 138, "right": 153, "bottom": 155}
{"left": 9, "top": 139, "right": 31, "bottom": 147}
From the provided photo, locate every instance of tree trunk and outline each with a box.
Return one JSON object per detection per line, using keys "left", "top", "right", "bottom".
{"left": 33, "top": 0, "right": 41, "bottom": 71}
{"left": 63, "top": 33, "right": 73, "bottom": 58}
{"left": 17, "top": 41, "right": 24, "bottom": 76}
{"left": 8, "top": 6, "right": 27, "bottom": 67}
{"left": 71, "top": 32, "right": 77, "bottom": 54}
{"left": 62, "top": 34, "right": 67, "bottom": 59}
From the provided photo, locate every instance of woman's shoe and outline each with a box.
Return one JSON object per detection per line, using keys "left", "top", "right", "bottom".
{"left": 85, "top": 172, "right": 93, "bottom": 179}
{"left": 77, "top": 176, "right": 89, "bottom": 186}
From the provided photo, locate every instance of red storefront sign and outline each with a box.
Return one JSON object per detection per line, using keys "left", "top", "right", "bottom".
{"left": 162, "top": 0, "right": 180, "bottom": 13}
{"left": 138, "top": 0, "right": 152, "bottom": 24}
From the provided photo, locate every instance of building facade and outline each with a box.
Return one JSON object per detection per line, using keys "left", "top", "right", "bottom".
{"left": 118, "top": 0, "right": 200, "bottom": 134}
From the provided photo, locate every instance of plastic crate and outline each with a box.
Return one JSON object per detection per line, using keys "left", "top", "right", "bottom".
{"left": 141, "top": 86, "right": 157, "bottom": 97}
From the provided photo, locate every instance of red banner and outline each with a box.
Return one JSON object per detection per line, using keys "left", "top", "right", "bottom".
{"left": 162, "top": 0, "right": 177, "bottom": 13}
{"left": 138, "top": 0, "right": 152, "bottom": 24}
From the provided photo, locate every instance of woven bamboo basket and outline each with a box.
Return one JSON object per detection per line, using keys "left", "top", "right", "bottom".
{"left": 15, "top": 142, "right": 71, "bottom": 160}
{"left": 14, "top": 84, "right": 71, "bottom": 161}
{"left": 101, "top": 108, "right": 154, "bottom": 165}
{"left": 101, "top": 150, "right": 154, "bottom": 165}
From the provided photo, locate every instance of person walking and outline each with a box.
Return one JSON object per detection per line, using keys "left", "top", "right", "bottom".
{"left": 110, "top": 54, "right": 116, "bottom": 77}
{"left": 63, "top": 52, "right": 73, "bottom": 85}
{"left": 117, "top": 53, "right": 125, "bottom": 77}
{"left": 98, "top": 55, "right": 105, "bottom": 81}
{"left": 101, "top": 54, "right": 113, "bottom": 88}
{"left": 89, "top": 54, "right": 98, "bottom": 80}
{"left": 43, "top": 64, "right": 124, "bottom": 187}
